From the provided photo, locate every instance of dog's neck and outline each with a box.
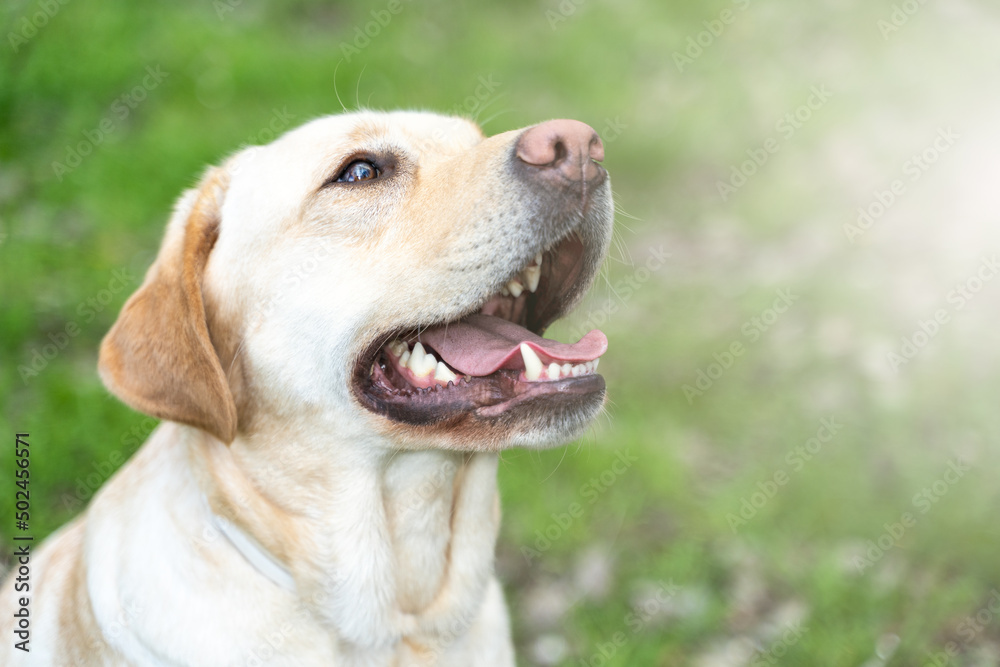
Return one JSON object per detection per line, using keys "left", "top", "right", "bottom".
{"left": 190, "top": 424, "right": 501, "bottom": 650}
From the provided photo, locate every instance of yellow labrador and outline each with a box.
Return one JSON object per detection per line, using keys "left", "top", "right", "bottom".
{"left": 0, "top": 111, "right": 612, "bottom": 665}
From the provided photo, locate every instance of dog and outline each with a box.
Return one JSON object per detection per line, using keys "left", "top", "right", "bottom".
{"left": 1, "top": 110, "right": 613, "bottom": 665}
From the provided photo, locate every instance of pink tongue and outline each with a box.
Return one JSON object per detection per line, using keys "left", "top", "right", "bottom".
{"left": 419, "top": 314, "right": 607, "bottom": 376}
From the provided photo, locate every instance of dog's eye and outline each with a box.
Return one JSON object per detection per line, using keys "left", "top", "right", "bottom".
{"left": 336, "top": 160, "right": 379, "bottom": 183}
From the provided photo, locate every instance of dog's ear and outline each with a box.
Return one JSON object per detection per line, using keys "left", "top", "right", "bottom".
{"left": 99, "top": 168, "right": 238, "bottom": 444}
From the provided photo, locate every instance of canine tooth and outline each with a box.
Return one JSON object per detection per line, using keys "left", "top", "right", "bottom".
{"left": 507, "top": 279, "right": 524, "bottom": 298}
{"left": 387, "top": 339, "right": 407, "bottom": 357}
{"left": 408, "top": 342, "right": 426, "bottom": 372}
{"left": 547, "top": 362, "right": 561, "bottom": 379}
{"left": 520, "top": 343, "right": 543, "bottom": 381}
{"left": 523, "top": 265, "right": 541, "bottom": 293}
{"left": 434, "top": 361, "right": 457, "bottom": 383}
{"left": 413, "top": 350, "right": 437, "bottom": 377}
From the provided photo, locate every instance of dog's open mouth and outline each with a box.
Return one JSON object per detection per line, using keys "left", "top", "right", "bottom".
{"left": 352, "top": 234, "right": 607, "bottom": 425}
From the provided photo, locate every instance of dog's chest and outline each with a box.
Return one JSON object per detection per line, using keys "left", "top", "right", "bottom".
{"left": 382, "top": 450, "right": 462, "bottom": 612}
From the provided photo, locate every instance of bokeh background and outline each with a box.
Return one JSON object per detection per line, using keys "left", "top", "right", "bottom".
{"left": 3, "top": 0, "right": 1000, "bottom": 664}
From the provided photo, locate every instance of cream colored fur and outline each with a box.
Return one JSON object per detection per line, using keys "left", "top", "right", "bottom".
{"left": 0, "top": 111, "right": 613, "bottom": 665}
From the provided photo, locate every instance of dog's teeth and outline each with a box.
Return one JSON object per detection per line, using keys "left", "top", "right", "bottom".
{"left": 387, "top": 339, "right": 407, "bottom": 357}
{"left": 412, "top": 349, "right": 437, "bottom": 378}
{"left": 571, "top": 364, "right": 585, "bottom": 377}
{"left": 547, "top": 362, "right": 561, "bottom": 379}
{"left": 561, "top": 363, "right": 572, "bottom": 376}
{"left": 520, "top": 343, "right": 543, "bottom": 381}
{"left": 399, "top": 350, "right": 410, "bottom": 367}
{"left": 434, "top": 361, "right": 457, "bottom": 383}
{"left": 501, "top": 286, "right": 511, "bottom": 297}
{"left": 593, "top": 358, "right": 599, "bottom": 371}
{"left": 507, "top": 279, "right": 524, "bottom": 298}
{"left": 523, "top": 265, "right": 541, "bottom": 293}
{"left": 407, "top": 343, "right": 428, "bottom": 374}
{"left": 534, "top": 251, "right": 543, "bottom": 266}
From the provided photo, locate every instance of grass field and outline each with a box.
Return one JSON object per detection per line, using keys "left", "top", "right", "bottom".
{"left": 3, "top": 1, "right": 1000, "bottom": 664}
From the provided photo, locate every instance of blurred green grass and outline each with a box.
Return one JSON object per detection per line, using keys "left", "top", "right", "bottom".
{"left": 4, "top": 0, "right": 1000, "bottom": 664}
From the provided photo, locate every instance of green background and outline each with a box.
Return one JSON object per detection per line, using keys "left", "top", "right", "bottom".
{"left": 3, "top": 0, "right": 1000, "bottom": 664}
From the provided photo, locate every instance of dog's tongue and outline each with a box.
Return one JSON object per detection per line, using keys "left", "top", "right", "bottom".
{"left": 419, "top": 313, "right": 607, "bottom": 376}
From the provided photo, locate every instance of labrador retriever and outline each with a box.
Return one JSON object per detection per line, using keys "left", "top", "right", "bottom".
{"left": 0, "top": 110, "right": 613, "bottom": 665}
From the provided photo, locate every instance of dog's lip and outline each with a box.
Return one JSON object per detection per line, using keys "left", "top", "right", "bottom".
{"left": 350, "top": 232, "right": 605, "bottom": 423}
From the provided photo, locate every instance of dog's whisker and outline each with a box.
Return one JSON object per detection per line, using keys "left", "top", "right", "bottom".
{"left": 333, "top": 59, "right": 349, "bottom": 113}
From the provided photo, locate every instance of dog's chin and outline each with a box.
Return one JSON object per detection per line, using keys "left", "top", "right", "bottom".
{"left": 361, "top": 375, "right": 607, "bottom": 452}
{"left": 350, "top": 233, "right": 609, "bottom": 451}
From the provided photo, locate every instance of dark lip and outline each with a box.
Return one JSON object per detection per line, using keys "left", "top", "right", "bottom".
{"left": 349, "top": 233, "right": 604, "bottom": 426}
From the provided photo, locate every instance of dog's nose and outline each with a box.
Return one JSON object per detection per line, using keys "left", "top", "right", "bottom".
{"left": 515, "top": 119, "right": 605, "bottom": 183}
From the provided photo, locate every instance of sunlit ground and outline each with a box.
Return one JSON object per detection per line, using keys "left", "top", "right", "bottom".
{"left": 3, "top": 1, "right": 1000, "bottom": 664}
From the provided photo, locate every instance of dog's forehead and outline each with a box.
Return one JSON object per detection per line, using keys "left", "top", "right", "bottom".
{"left": 281, "top": 111, "right": 485, "bottom": 164}
{"left": 220, "top": 111, "right": 487, "bottom": 233}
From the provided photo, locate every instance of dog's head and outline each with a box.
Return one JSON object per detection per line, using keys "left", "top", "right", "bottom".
{"left": 99, "top": 111, "right": 614, "bottom": 451}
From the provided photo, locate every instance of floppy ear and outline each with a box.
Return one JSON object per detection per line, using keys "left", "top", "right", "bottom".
{"left": 99, "top": 168, "right": 238, "bottom": 444}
